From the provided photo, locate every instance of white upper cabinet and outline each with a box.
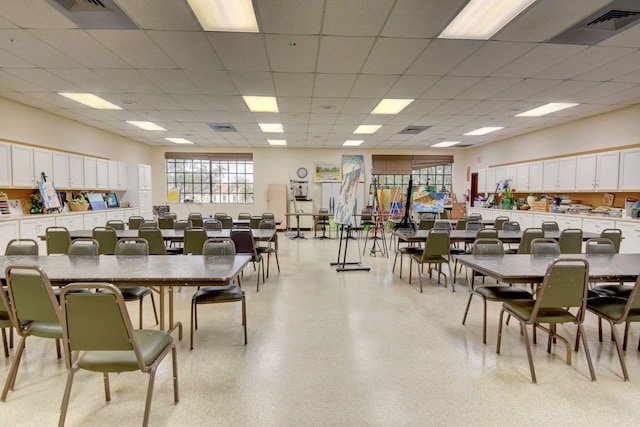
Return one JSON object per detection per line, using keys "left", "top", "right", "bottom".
{"left": 0, "top": 141, "right": 11, "bottom": 187}
{"left": 528, "top": 161, "right": 544, "bottom": 192}
{"left": 618, "top": 147, "right": 640, "bottom": 190}
{"left": 96, "top": 159, "right": 109, "bottom": 190}
{"left": 52, "top": 151, "right": 71, "bottom": 189}
{"left": 83, "top": 157, "right": 97, "bottom": 189}
{"left": 68, "top": 154, "right": 84, "bottom": 189}
{"left": 514, "top": 164, "right": 529, "bottom": 192}
{"left": 575, "top": 152, "right": 619, "bottom": 191}
{"left": 11, "top": 144, "right": 35, "bottom": 188}
{"left": 543, "top": 157, "right": 576, "bottom": 192}
{"left": 33, "top": 147, "right": 54, "bottom": 184}
{"left": 477, "top": 168, "right": 487, "bottom": 194}
{"left": 108, "top": 160, "right": 128, "bottom": 191}
{"left": 138, "top": 164, "right": 152, "bottom": 190}
{"left": 485, "top": 168, "right": 497, "bottom": 194}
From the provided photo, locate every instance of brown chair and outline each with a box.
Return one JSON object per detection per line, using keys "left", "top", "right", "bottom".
{"left": 190, "top": 238, "right": 246, "bottom": 349}
{"left": 158, "top": 215, "right": 175, "bottom": 229}
{"left": 67, "top": 238, "right": 100, "bottom": 256}
{"left": 494, "top": 216, "right": 509, "bottom": 230}
{"left": 188, "top": 213, "right": 204, "bottom": 228}
{"left": 230, "top": 227, "right": 264, "bottom": 291}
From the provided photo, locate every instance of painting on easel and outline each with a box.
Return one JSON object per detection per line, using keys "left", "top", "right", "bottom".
{"left": 38, "top": 181, "right": 61, "bottom": 210}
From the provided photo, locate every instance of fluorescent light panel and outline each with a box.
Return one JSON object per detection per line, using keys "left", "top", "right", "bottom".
{"left": 259, "top": 123, "right": 284, "bottom": 133}
{"left": 268, "top": 139, "right": 287, "bottom": 146}
{"left": 126, "top": 121, "right": 166, "bottom": 131}
{"left": 58, "top": 92, "right": 122, "bottom": 110}
{"left": 432, "top": 141, "right": 461, "bottom": 147}
{"left": 371, "top": 99, "right": 414, "bottom": 115}
{"left": 243, "top": 96, "right": 279, "bottom": 113}
{"left": 515, "top": 102, "right": 579, "bottom": 117}
{"left": 353, "top": 125, "right": 382, "bottom": 134}
{"left": 464, "top": 127, "right": 504, "bottom": 136}
{"left": 187, "top": 0, "right": 259, "bottom": 32}
{"left": 165, "top": 137, "right": 193, "bottom": 144}
{"left": 439, "top": 0, "right": 537, "bottom": 40}
{"left": 343, "top": 140, "right": 364, "bottom": 147}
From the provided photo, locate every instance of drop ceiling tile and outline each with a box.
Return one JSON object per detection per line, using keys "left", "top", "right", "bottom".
{"left": 317, "top": 36, "right": 375, "bottom": 74}
{"left": 265, "top": 35, "right": 318, "bottom": 72}
{"left": 460, "top": 100, "right": 514, "bottom": 116}
{"left": 382, "top": 0, "right": 467, "bottom": 38}
{"left": 492, "top": 44, "right": 588, "bottom": 78}
{"left": 138, "top": 69, "right": 202, "bottom": 94}
{"left": 323, "top": 0, "right": 394, "bottom": 36}
{"left": 308, "top": 124, "right": 334, "bottom": 133}
{"left": 87, "top": 29, "right": 175, "bottom": 68}
{"left": 273, "top": 72, "right": 315, "bottom": 97}
{"left": 401, "top": 99, "right": 445, "bottom": 115}
{"left": 575, "top": 50, "right": 640, "bottom": 81}
{"left": 115, "top": 0, "right": 199, "bottom": 30}
{"left": 278, "top": 97, "right": 312, "bottom": 113}
{"left": 528, "top": 80, "right": 600, "bottom": 102}
{"left": 172, "top": 94, "right": 245, "bottom": 111}
{"left": 615, "top": 68, "right": 640, "bottom": 84}
{"left": 310, "top": 97, "right": 345, "bottom": 113}
{"left": 362, "top": 38, "right": 429, "bottom": 75}
{"left": 407, "top": 39, "right": 483, "bottom": 75}
{"left": 47, "top": 68, "right": 123, "bottom": 93}
{"left": 309, "top": 114, "right": 338, "bottom": 125}
{"left": 1, "top": 0, "right": 75, "bottom": 28}
{"left": 313, "top": 74, "right": 357, "bottom": 97}
{"left": 278, "top": 113, "right": 310, "bottom": 123}
{"left": 450, "top": 42, "right": 536, "bottom": 77}
{"left": 430, "top": 100, "right": 481, "bottom": 115}
{"left": 3, "top": 68, "right": 79, "bottom": 92}
{"left": 93, "top": 69, "right": 162, "bottom": 93}
{"left": 385, "top": 75, "right": 439, "bottom": 99}
{"left": 256, "top": 0, "right": 323, "bottom": 34}
{"left": 228, "top": 71, "right": 275, "bottom": 96}
{"left": 207, "top": 33, "right": 270, "bottom": 71}
{"left": 533, "top": 46, "right": 637, "bottom": 80}
{"left": 0, "top": 46, "right": 35, "bottom": 67}
{"left": 335, "top": 113, "right": 368, "bottom": 124}
{"left": 340, "top": 97, "right": 378, "bottom": 114}
{"left": 456, "top": 77, "right": 522, "bottom": 100}
{"left": 148, "top": 31, "right": 222, "bottom": 70}
{"left": 569, "top": 82, "right": 638, "bottom": 103}
{"left": 493, "top": 78, "right": 562, "bottom": 101}
{"left": 184, "top": 70, "right": 237, "bottom": 95}
{"left": 420, "top": 77, "right": 481, "bottom": 100}
{"left": 0, "top": 29, "right": 82, "bottom": 67}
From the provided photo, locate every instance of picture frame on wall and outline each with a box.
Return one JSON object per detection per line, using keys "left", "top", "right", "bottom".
{"left": 314, "top": 163, "right": 341, "bottom": 182}
{"left": 342, "top": 154, "right": 364, "bottom": 182}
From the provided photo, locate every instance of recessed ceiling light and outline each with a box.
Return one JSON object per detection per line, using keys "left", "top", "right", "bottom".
{"left": 371, "top": 99, "right": 414, "bottom": 115}
{"left": 268, "top": 139, "right": 287, "bottom": 146}
{"left": 243, "top": 96, "right": 279, "bottom": 113}
{"left": 431, "top": 141, "right": 461, "bottom": 147}
{"left": 343, "top": 140, "right": 364, "bottom": 147}
{"left": 464, "top": 127, "right": 504, "bottom": 136}
{"left": 58, "top": 92, "right": 122, "bottom": 110}
{"left": 165, "top": 137, "right": 193, "bottom": 144}
{"left": 353, "top": 125, "right": 382, "bottom": 134}
{"left": 126, "top": 121, "right": 166, "bottom": 131}
{"left": 439, "top": 0, "right": 537, "bottom": 40}
{"left": 259, "top": 123, "right": 284, "bottom": 133}
{"left": 186, "top": 0, "right": 259, "bottom": 32}
{"left": 515, "top": 102, "right": 579, "bottom": 117}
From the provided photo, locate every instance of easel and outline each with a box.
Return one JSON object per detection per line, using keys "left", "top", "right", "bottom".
{"left": 394, "top": 177, "right": 415, "bottom": 231}
{"left": 287, "top": 178, "right": 306, "bottom": 239}
{"left": 365, "top": 177, "right": 387, "bottom": 257}
{"left": 39, "top": 172, "right": 61, "bottom": 214}
{"left": 331, "top": 224, "right": 369, "bottom": 272}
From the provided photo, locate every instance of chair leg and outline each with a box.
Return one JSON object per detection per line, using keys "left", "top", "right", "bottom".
{"left": 171, "top": 346, "right": 179, "bottom": 404}
{"left": 578, "top": 323, "right": 597, "bottom": 382}
{"left": 190, "top": 300, "right": 196, "bottom": 350}
{"left": 274, "top": 251, "right": 280, "bottom": 273}
{"left": 58, "top": 369, "right": 76, "bottom": 427}
{"left": 521, "top": 321, "right": 537, "bottom": 383}
{"left": 149, "top": 293, "right": 159, "bottom": 326}
{"left": 462, "top": 293, "right": 474, "bottom": 326}
{"left": 623, "top": 321, "right": 630, "bottom": 351}
{"left": 417, "top": 262, "right": 423, "bottom": 293}
{"left": 1, "top": 329, "right": 8, "bottom": 358}
{"left": 482, "top": 297, "right": 488, "bottom": 344}
{"left": 447, "top": 262, "right": 455, "bottom": 292}
{"left": 143, "top": 369, "right": 158, "bottom": 427}
{"left": 2, "top": 335, "right": 26, "bottom": 400}
{"left": 242, "top": 295, "right": 247, "bottom": 345}
{"left": 103, "top": 372, "right": 111, "bottom": 402}
{"left": 496, "top": 309, "right": 505, "bottom": 354}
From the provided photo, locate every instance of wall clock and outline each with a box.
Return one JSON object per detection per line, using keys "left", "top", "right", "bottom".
{"left": 297, "top": 167, "right": 308, "bottom": 179}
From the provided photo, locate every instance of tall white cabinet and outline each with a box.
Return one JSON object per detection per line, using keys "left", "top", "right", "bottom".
{"left": 126, "top": 164, "right": 153, "bottom": 219}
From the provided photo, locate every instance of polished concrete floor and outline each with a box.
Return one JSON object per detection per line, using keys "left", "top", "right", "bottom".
{"left": 3, "top": 231, "right": 640, "bottom": 426}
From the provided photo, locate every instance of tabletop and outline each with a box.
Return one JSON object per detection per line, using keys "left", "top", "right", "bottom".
{"left": 394, "top": 229, "right": 599, "bottom": 243}
{"left": 60, "top": 228, "right": 276, "bottom": 242}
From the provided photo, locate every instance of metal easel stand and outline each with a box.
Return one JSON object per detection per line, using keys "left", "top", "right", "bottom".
{"left": 331, "top": 224, "right": 370, "bottom": 272}
{"left": 286, "top": 178, "right": 306, "bottom": 239}
{"left": 366, "top": 176, "right": 388, "bottom": 257}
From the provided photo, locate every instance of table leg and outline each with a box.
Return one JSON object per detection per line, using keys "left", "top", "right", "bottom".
{"left": 158, "top": 286, "right": 165, "bottom": 331}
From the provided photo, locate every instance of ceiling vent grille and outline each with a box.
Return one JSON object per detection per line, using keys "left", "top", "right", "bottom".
{"left": 398, "top": 125, "right": 430, "bottom": 135}
{"left": 46, "top": 0, "right": 138, "bottom": 29}
{"left": 549, "top": 0, "right": 640, "bottom": 45}
{"left": 207, "top": 122, "right": 238, "bottom": 132}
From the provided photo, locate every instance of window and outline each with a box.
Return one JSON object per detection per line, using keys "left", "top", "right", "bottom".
{"left": 165, "top": 153, "right": 253, "bottom": 204}
{"left": 371, "top": 155, "right": 453, "bottom": 194}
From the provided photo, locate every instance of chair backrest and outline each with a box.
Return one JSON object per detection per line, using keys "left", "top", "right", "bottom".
{"left": 361, "top": 208, "right": 372, "bottom": 222}
{"left": 92, "top": 226, "right": 118, "bottom": 255}
{"left": 138, "top": 228, "right": 167, "bottom": 255}
{"left": 3, "top": 265, "right": 62, "bottom": 328}
{"left": 433, "top": 220, "right": 452, "bottom": 231}
{"left": 318, "top": 208, "right": 329, "bottom": 215}
{"left": 455, "top": 218, "right": 468, "bottom": 230}
{"left": 238, "top": 212, "right": 252, "bottom": 220}
{"left": 619, "top": 276, "right": 640, "bottom": 317}
{"left": 468, "top": 213, "right": 482, "bottom": 221}
{"left": 106, "top": 220, "right": 125, "bottom": 230}
{"left": 5, "top": 239, "right": 39, "bottom": 256}
{"left": 249, "top": 216, "right": 263, "bottom": 229}
{"left": 418, "top": 219, "right": 435, "bottom": 230}
{"left": 494, "top": 216, "right": 509, "bottom": 230}
{"left": 168, "top": 212, "right": 177, "bottom": 220}
{"left": 184, "top": 227, "right": 208, "bottom": 255}
{"left": 472, "top": 238, "right": 504, "bottom": 256}
{"left": 188, "top": 213, "right": 204, "bottom": 228}
{"left": 421, "top": 229, "right": 450, "bottom": 260}
{"left": 530, "top": 238, "right": 561, "bottom": 256}
{"left": 203, "top": 219, "right": 223, "bottom": 230}
{"left": 475, "top": 228, "right": 498, "bottom": 240}
{"left": 203, "top": 238, "right": 236, "bottom": 256}
{"left": 258, "top": 219, "right": 275, "bottom": 230}
{"left": 115, "top": 238, "right": 149, "bottom": 255}
{"left": 541, "top": 221, "right": 560, "bottom": 232}
{"left": 214, "top": 212, "right": 228, "bottom": 220}
{"left": 585, "top": 238, "right": 616, "bottom": 255}
{"left": 67, "top": 238, "right": 100, "bottom": 256}
{"left": 517, "top": 228, "right": 544, "bottom": 254}
{"left": 600, "top": 228, "right": 622, "bottom": 253}
{"left": 46, "top": 226, "right": 71, "bottom": 255}
{"left": 230, "top": 228, "right": 258, "bottom": 259}
{"left": 139, "top": 220, "right": 158, "bottom": 229}
{"left": 533, "top": 259, "right": 589, "bottom": 318}
{"left": 128, "top": 216, "right": 145, "bottom": 230}
{"left": 158, "top": 216, "right": 175, "bottom": 229}
{"left": 559, "top": 228, "right": 582, "bottom": 254}
{"left": 60, "top": 283, "right": 148, "bottom": 371}
{"left": 465, "top": 221, "right": 483, "bottom": 232}
{"left": 219, "top": 216, "right": 234, "bottom": 229}
{"left": 502, "top": 221, "right": 521, "bottom": 231}
{"left": 419, "top": 212, "right": 437, "bottom": 220}
{"left": 174, "top": 219, "right": 192, "bottom": 230}
{"left": 261, "top": 212, "right": 275, "bottom": 220}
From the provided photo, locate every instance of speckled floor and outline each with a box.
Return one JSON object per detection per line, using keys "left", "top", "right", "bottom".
{"left": 3, "top": 232, "right": 640, "bottom": 426}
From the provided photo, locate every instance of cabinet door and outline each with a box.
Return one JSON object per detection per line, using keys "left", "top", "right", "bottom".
{"left": 83, "top": 212, "right": 107, "bottom": 229}
{"left": 528, "top": 161, "right": 543, "bottom": 192}
{"left": 619, "top": 148, "right": 640, "bottom": 190}
{"left": 19, "top": 217, "right": 56, "bottom": 253}
{"left": 582, "top": 218, "right": 615, "bottom": 234}
{"left": 52, "top": 152, "right": 71, "bottom": 189}
{"left": 616, "top": 221, "right": 640, "bottom": 254}
{"left": 84, "top": 157, "right": 98, "bottom": 189}
{"left": 55, "top": 214, "right": 84, "bottom": 231}
{"left": 68, "top": 154, "right": 84, "bottom": 189}
{"left": 0, "top": 141, "right": 11, "bottom": 187}
{"left": 485, "top": 168, "right": 497, "bottom": 194}
{"left": 96, "top": 159, "right": 109, "bottom": 190}
{"left": 33, "top": 148, "right": 54, "bottom": 184}
{"left": 596, "top": 151, "right": 619, "bottom": 191}
{"left": 139, "top": 191, "right": 153, "bottom": 215}
{"left": 0, "top": 221, "right": 20, "bottom": 254}
{"left": 106, "top": 210, "right": 125, "bottom": 222}
{"left": 557, "top": 157, "right": 576, "bottom": 191}
{"left": 515, "top": 163, "right": 529, "bottom": 192}
{"left": 477, "top": 169, "right": 487, "bottom": 194}
{"left": 11, "top": 145, "right": 35, "bottom": 187}
{"left": 138, "top": 164, "right": 152, "bottom": 190}
{"left": 575, "top": 154, "right": 597, "bottom": 191}
{"left": 542, "top": 159, "right": 559, "bottom": 191}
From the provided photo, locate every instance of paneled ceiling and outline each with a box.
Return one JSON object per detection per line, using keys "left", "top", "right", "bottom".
{"left": 1, "top": 0, "right": 640, "bottom": 149}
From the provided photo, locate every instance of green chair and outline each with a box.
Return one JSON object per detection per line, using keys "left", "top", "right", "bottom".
{"left": 140, "top": 220, "right": 158, "bottom": 229}
{"left": 238, "top": 212, "right": 252, "bottom": 220}
{"left": 128, "top": 216, "right": 145, "bottom": 230}
{"left": 204, "top": 219, "right": 223, "bottom": 230}
{"left": 106, "top": 219, "right": 126, "bottom": 230}
{"left": 588, "top": 238, "right": 628, "bottom": 299}
{"left": 496, "top": 258, "right": 595, "bottom": 383}
{"left": 418, "top": 219, "right": 435, "bottom": 230}
{"left": 67, "top": 238, "right": 100, "bottom": 256}
{"left": 410, "top": 229, "right": 453, "bottom": 293}
{"left": 5, "top": 239, "right": 39, "bottom": 256}
{"left": 184, "top": 227, "right": 208, "bottom": 255}
{"left": 257, "top": 219, "right": 280, "bottom": 278}
{"left": 249, "top": 216, "right": 262, "bottom": 229}
{"left": 502, "top": 221, "right": 520, "bottom": 231}
{"left": 541, "top": 221, "right": 560, "bottom": 233}
{"left": 494, "top": 216, "right": 509, "bottom": 230}
{"left": 455, "top": 218, "right": 468, "bottom": 231}
{"left": 219, "top": 216, "right": 234, "bottom": 229}
{"left": 174, "top": 219, "right": 192, "bottom": 230}
{"left": 190, "top": 238, "right": 246, "bottom": 349}
{"left": 92, "top": 226, "right": 118, "bottom": 255}
{"left": 113, "top": 238, "right": 159, "bottom": 328}
{"left": 158, "top": 215, "right": 175, "bottom": 230}
{"left": 261, "top": 212, "right": 275, "bottom": 220}
{"left": 45, "top": 226, "right": 71, "bottom": 255}
{"left": 509, "top": 227, "right": 543, "bottom": 255}
{"left": 188, "top": 213, "right": 203, "bottom": 228}
{"left": 0, "top": 292, "right": 12, "bottom": 358}
{"left": 559, "top": 228, "right": 583, "bottom": 254}
{"left": 314, "top": 208, "right": 331, "bottom": 238}
{"left": 586, "top": 275, "right": 640, "bottom": 380}
{"left": 462, "top": 239, "right": 533, "bottom": 344}
{"left": 139, "top": 228, "right": 170, "bottom": 255}
{"left": 600, "top": 228, "right": 622, "bottom": 253}
{"left": 230, "top": 227, "right": 264, "bottom": 291}
{"left": 0, "top": 266, "right": 64, "bottom": 401}
{"left": 530, "top": 238, "right": 561, "bottom": 255}
{"left": 58, "top": 283, "right": 178, "bottom": 427}
{"left": 214, "top": 212, "right": 228, "bottom": 220}
{"left": 468, "top": 213, "right": 482, "bottom": 221}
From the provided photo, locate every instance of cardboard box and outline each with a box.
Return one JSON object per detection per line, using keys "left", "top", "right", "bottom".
{"left": 532, "top": 201, "right": 550, "bottom": 212}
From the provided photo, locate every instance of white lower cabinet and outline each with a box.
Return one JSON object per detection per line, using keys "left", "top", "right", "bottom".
{"left": 83, "top": 212, "right": 107, "bottom": 229}
{"left": 55, "top": 214, "right": 85, "bottom": 231}
{"left": 19, "top": 216, "right": 56, "bottom": 253}
{"left": 555, "top": 216, "right": 582, "bottom": 230}
{"left": 582, "top": 218, "right": 616, "bottom": 235}
{"left": 0, "top": 220, "right": 20, "bottom": 254}
{"left": 616, "top": 221, "right": 640, "bottom": 254}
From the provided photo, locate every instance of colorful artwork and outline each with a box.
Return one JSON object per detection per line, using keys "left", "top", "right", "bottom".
{"left": 314, "top": 163, "right": 341, "bottom": 182}
{"left": 334, "top": 168, "right": 361, "bottom": 226}
{"left": 412, "top": 186, "right": 445, "bottom": 213}
{"left": 342, "top": 154, "right": 364, "bottom": 182}
{"left": 38, "top": 181, "right": 61, "bottom": 209}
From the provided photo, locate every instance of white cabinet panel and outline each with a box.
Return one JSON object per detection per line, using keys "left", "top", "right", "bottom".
{"left": 139, "top": 191, "right": 153, "bottom": 219}
{"left": 576, "top": 152, "right": 619, "bottom": 191}
{"left": 477, "top": 169, "right": 487, "bottom": 194}
{"left": 510, "top": 212, "right": 534, "bottom": 229}
{"left": 582, "top": 218, "right": 615, "bottom": 234}
{"left": 619, "top": 148, "right": 640, "bottom": 190}
{"left": 11, "top": 144, "right": 35, "bottom": 188}
{"left": 55, "top": 214, "right": 84, "bottom": 231}
{"left": 542, "top": 159, "right": 559, "bottom": 192}
{"left": 616, "top": 221, "right": 640, "bottom": 254}
{"left": 137, "top": 164, "right": 152, "bottom": 190}
{"left": 96, "top": 159, "right": 109, "bottom": 190}
{"left": 52, "top": 151, "right": 71, "bottom": 189}
{"left": 68, "top": 154, "right": 84, "bottom": 188}
{"left": 555, "top": 215, "right": 582, "bottom": 230}
{"left": 108, "top": 161, "right": 127, "bottom": 191}
{"left": 83, "top": 212, "right": 107, "bottom": 229}
{"left": 106, "top": 210, "right": 126, "bottom": 222}
{"left": 528, "top": 161, "right": 544, "bottom": 192}
{"left": 543, "top": 158, "right": 576, "bottom": 192}
{"left": 532, "top": 213, "right": 555, "bottom": 228}
{"left": 514, "top": 163, "right": 529, "bottom": 192}
{"left": 485, "top": 168, "right": 497, "bottom": 194}
{"left": 19, "top": 216, "right": 56, "bottom": 253}
{"left": 33, "top": 148, "right": 53, "bottom": 184}
{"left": 0, "top": 142, "right": 12, "bottom": 187}
{"left": 0, "top": 220, "right": 20, "bottom": 254}
{"left": 84, "top": 157, "right": 97, "bottom": 189}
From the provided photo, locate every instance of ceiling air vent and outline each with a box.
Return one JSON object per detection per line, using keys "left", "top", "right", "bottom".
{"left": 398, "top": 125, "right": 430, "bottom": 135}
{"left": 207, "top": 122, "right": 238, "bottom": 132}
{"left": 46, "top": 0, "right": 138, "bottom": 29}
{"left": 549, "top": 0, "right": 640, "bottom": 45}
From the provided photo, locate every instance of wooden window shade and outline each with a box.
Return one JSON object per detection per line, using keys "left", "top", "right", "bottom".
{"left": 372, "top": 155, "right": 453, "bottom": 174}
{"left": 165, "top": 152, "right": 252, "bottom": 161}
